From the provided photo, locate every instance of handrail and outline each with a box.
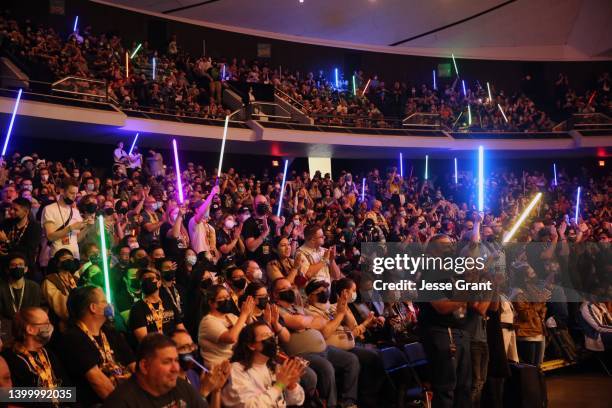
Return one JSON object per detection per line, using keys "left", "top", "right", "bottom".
{"left": 52, "top": 76, "right": 106, "bottom": 87}
{"left": 274, "top": 88, "right": 305, "bottom": 109}
{"left": 0, "top": 86, "right": 116, "bottom": 109}
{"left": 402, "top": 112, "right": 440, "bottom": 123}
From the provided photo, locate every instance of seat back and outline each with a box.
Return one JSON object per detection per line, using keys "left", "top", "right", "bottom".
{"left": 403, "top": 342, "right": 428, "bottom": 367}
{"left": 379, "top": 346, "right": 409, "bottom": 372}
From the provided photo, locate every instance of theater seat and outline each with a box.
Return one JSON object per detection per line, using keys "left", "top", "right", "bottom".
{"left": 403, "top": 342, "right": 428, "bottom": 368}
{"left": 379, "top": 346, "right": 410, "bottom": 373}
{"left": 403, "top": 343, "right": 430, "bottom": 403}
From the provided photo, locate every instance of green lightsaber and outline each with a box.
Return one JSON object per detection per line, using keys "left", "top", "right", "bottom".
{"left": 98, "top": 215, "right": 112, "bottom": 304}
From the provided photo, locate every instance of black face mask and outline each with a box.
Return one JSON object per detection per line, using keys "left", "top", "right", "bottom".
{"left": 256, "top": 203, "right": 269, "bottom": 216}
{"left": 89, "top": 254, "right": 101, "bottom": 265}
{"left": 200, "top": 278, "right": 213, "bottom": 290}
{"left": 85, "top": 203, "right": 98, "bottom": 214}
{"left": 63, "top": 196, "right": 74, "bottom": 205}
{"left": 8, "top": 266, "right": 25, "bottom": 280}
{"left": 141, "top": 278, "right": 158, "bottom": 295}
{"left": 104, "top": 208, "right": 115, "bottom": 216}
{"left": 117, "top": 207, "right": 128, "bottom": 215}
{"left": 257, "top": 297, "right": 269, "bottom": 310}
{"left": 278, "top": 289, "right": 296, "bottom": 304}
{"left": 232, "top": 278, "right": 247, "bottom": 290}
{"left": 162, "top": 270, "right": 175, "bottom": 282}
{"left": 316, "top": 290, "right": 330, "bottom": 304}
{"left": 60, "top": 259, "right": 79, "bottom": 274}
{"left": 261, "top": 336, "right": 278, "bottom": 359}
{"left": 216, "top": 299, "right": 234, "bottom": 314}
{"left": 135, "top": 257, "right": 149, "bottom": 269}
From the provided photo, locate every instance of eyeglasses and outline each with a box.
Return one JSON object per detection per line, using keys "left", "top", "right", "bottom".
{"left": 176, "top": 343, "right": 197, "bottom": 354}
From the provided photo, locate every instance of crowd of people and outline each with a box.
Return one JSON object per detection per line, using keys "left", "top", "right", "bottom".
{"left": 1, "top": 13, "right": 610, "bottom": 132}
{"left": 0, "top": 139, "right": 605, "bottom": 407}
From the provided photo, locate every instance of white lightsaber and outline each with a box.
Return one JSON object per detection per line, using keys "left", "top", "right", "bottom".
{"left": 129, "top": 133, "right": 139, "bottom": 155}
{"left": 218, "top": 115, "right": 230, "bottom": 178}
{"left": 498, "top": 104, "right": 508, "bottom": 122}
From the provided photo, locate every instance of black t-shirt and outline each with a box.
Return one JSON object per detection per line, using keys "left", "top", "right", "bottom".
{"left": 159, "top": 284, "right": 185, "bottom": 319}
{"left": 216, "top": 228, "right": 244, "bottom": 267}
{"left": 1, "top": 347, "right": 69, "bottom": 388}
{"left": 103, "top": 376, "right": 207, "bottom": 408}
{"left": 60, "top": 323, "right": 135, "bottom": 407}
{"left": 129, "top": 297, "right": 182, "bottom": 336}
{"left": 241, "top": 216, "right": 276, "bottom": 266}
{"left": 417, "top": 301, "right": 467, "bottom": 330}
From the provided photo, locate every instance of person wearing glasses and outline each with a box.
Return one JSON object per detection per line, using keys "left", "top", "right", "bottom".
{"left": 171, "top": 329, "right": 231, "bottom": 408}
{"left": 1, "top": 307, "right": 67, "bottom": 389}
{"left": 222, "top": 321, "right": 306, "bottom": 407}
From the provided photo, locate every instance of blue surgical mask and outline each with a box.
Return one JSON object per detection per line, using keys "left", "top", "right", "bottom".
{"left": 104, "top": 304, "right": 115, "bottom": 319}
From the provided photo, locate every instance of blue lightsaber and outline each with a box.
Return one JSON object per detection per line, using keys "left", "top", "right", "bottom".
{"left": 361, "top": 178, "right": 366, "bottom": 201}
{"left": 478, "top": 146, "right": 484, "bottom": 212}
{"left": 335, "top": 68, "right": 339, "bottom": 88}
{"left": 128, "top": 133, "right": 139, "bottom": 155}
{"left": 184, "top": 355, "right": 209, "bottom": 373}
{"left": 425, "top": 155, "right": 429, "bottom": 180}
{"left": 553, "top": 163, "right": 557, "bottom": 186}
{"left": 462, "top": 80, "right": 467, "bottom": 97}
{"left": 574, "top": 187, "right": 581, "bottom": 223}
{"left": 152, "top": 57, "right": 156, "bottom": 80}
{"left": 276, "top": 159, "right": 289, "bottom": 217}
{"left": 399, "top": 152, "right": 403, "bottom": 177}
{"left": 454, "top": 157, "right": 458, "bottom": 184}
{"left": 73, "top": 16, "right": 79, "bottom": 32}
{"left": 2, "top": 89, "right": 22, "bottom": 157}
{"left": 433, "top": 70, "right": 437, "bottom": 90}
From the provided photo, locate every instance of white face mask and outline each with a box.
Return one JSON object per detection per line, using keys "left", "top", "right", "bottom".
{"left": 224, "top": 219, "right": 236, "bottom": 229}
{"left": 186, "top": 255, "right": 197, "bottom": 266}
{"left": 128, "top": 242, "right": 139, "bottom": 249}
{"left": 41, "top": 174, "right": 49, "bottom": 181}
{"left": 252, "top": 268, "right": 263, "bottom": 281}
{"left": 293, "top": 219, "right": 300, "bottom": 226}
{"left": 349, "top": 291, "right": 357, "bottom": 303}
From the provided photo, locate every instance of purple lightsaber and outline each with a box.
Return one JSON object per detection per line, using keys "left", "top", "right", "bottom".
{"left": 172, "top": 139, "right": 184, "bottom": 203}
